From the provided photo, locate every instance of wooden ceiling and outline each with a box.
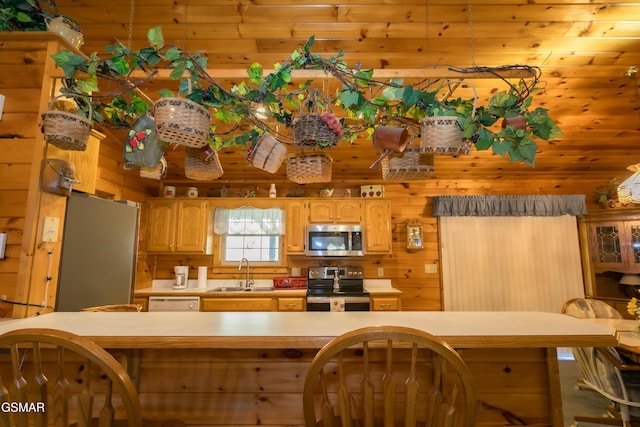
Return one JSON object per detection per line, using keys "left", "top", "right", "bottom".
{"left": 52, "top": 0, "right": 640, "bottom": 187}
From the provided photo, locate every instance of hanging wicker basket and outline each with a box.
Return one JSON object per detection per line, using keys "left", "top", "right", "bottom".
{"left": 381, "top": 146, "right": 434, "bottom": 181}
{"left": 41, "top": 95, "right": 93, "bottom": 151}
{"left": 154, "top": 97, "right": 211, "bottom": 148}
{"left": 419, "top": 81, "right": 477, "bottom": 157}
{"left": 293, "top": 89, "right": 341, "bottom": 149}
{"left": 286, "top": 152, "right": 332, "bottom": 184}
{"left": 140, "top": 156, "right": 168, "bottom": 180}
{"left": 248, "top": 133, "right": 288, "bottom": 174}
{"left": 184, "top": 147, "right": 224, "bottom": 181}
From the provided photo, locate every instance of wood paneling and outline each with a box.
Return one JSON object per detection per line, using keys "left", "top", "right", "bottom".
{"left": 4, "top": 0, "right": 640, "bottom": 316}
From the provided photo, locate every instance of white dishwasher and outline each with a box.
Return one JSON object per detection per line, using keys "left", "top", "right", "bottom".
{"left": 148, "top": 296, "right": 200, "bottom": 312}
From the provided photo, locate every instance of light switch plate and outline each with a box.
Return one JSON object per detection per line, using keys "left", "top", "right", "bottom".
{"left": 42, "top": 217, "right": 60, "bottom": 243}
{"left": 425, "top": 264, "right": 438, "bottom": 274}
{"left": 0, "top": 233, "right": 6, "bottom": 258}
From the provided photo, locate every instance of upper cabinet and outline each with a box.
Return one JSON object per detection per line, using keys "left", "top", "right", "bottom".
{"left": 587, "top": 219, "right": 640, "bottom": 272}
{"left": 146, "top": 199, "right": 212, "bottom": 254}
{"left": 285, "top": 200, "right": 307, "bottom": 254}
{"left": 363, "top": 199, "right": 392, "bottom": 254}
{"left": 308, "top": 200, "right": 362, "bottom": 223}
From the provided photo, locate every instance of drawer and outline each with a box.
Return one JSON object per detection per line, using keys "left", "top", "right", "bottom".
{"left": 277, "top": 297, "right": 305, "bottom": 311}
{"left": 371, "top": 296, "right": 400, "bottom": 311}
{"left": 201, "top": 298, "right": 274, "bottom": 312}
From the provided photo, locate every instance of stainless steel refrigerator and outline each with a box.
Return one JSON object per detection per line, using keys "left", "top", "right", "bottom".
{"left": 56, "top": 192, "right": 140, "bottom": 311}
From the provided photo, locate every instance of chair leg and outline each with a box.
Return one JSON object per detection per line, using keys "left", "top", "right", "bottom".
{"left": 574, "top": 414, "right": 622, "bottom": 426}
{"left": 574, "top": 403, "right": 625, "bottom": 427}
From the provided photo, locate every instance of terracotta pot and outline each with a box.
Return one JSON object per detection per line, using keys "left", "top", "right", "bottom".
{"left": 370, "top": 126, "right": 409, "bottom": 169}
{"left": 372, "top": 126, "right": 409, "bottom": 153}
{"left": 501, "top": 115, "right": 527, "bottom": 130}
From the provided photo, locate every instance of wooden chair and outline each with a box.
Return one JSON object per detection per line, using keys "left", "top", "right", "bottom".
{"left": 562, "top": 297, "right": 623, "bottom": 320}
{"left": 81, "top": 304, "right": 143, "bottom": 312}
{"left": 0, "top": 328, "right": 142, "bottom": 427}
{"left": 0, "top": 328, "right": 186, "bottom": 427}
{"left": 562, "top": 298, "right": 640, "bottom": 427}
{"left": 302, "top": 325, "right": 477, "bottom": 427}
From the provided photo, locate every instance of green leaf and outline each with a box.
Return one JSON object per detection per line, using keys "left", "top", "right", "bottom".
{"left": 516, "top": 141, "right": 537, "bottom": 166}
{"left": 164, "top": 47, "right": 182, "bottom": 61}
{"left": 75, "top": 78, "right": 98, "bottom": 93}
{"left": 147, "top": 27, "right": 164, "bottom": 50}
{"left": 170, "top": 63, "right": 187, "bottom": 80}
{"left": 158, "top": 88, "right": 175, "bottom": 98}
{"left": 304, "top": 35, "right": 316, "bottom": 51}
{"left": 402, "top": 85, "right": 420, "bottom": 108}
{"left": 474, "top": 128, "right": 495, "bottom": 151}
{"left": 341, "top": 89, "right": 361, "bottom": 109}
{"left": 111, "top": 56, "right": 130, "bottom": 75}
{"left": 247, "top": 63, "right": 264, "bottom": 84}
{"left": 16, "top": 11, "right": 32, "bottom": 22}
{"left": 51, "top": 50, "right": 87, "bottom": 78}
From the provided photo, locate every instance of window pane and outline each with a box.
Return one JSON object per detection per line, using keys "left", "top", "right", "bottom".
{"left": 224, "top": 235, "right": 280, "bottom": 262}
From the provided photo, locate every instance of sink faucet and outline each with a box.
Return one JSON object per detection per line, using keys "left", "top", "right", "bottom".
{"left": 238, "top": 258, "right": 254, "bottom": 288}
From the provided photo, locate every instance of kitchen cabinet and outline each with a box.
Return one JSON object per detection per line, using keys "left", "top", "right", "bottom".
{"left": 370, "top": 296, "right": 401, "bottom": 311}
{"left": 587, "top": 220, "right": 640, "bottom": 272}
{"left": 276, "top": 297, "right": 306, "bottom": 311}
{"left": 201, "top": 297, "right": 274, "bottom": 312}
{"left": 285, "top": 200, "right": 307, "bottom": 254}
{"left": 146, "top": 199, "right": 212, "bottom": 254}
{"left": 308, "top": 200, "right": 362, "bottom": 223}
{"left": 201, "top": 296, "right": 305, "bottom": 312}
{"left": 363, "top": 199, "right": 392, "bottom": 254}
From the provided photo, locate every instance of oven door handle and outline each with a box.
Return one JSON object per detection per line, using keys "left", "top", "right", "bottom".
{"left": 306, "top": 296, "right": 370, "bottom": 304}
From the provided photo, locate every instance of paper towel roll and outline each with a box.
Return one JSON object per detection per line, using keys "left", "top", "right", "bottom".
{"left": 197, "top": 266, "right": 208, "bottom": 288}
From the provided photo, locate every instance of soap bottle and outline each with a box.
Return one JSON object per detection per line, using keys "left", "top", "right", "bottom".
{"left": 269, "top": 183, "right": 277, "bottom": 198}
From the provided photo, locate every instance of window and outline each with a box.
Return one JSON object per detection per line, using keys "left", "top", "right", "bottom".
{"left": 214, "top": 207, "right": 284, "bottom": 263}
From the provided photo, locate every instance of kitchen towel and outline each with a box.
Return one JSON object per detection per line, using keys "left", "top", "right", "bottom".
{"left": 197, "top": 266, "right": 207, "bottom": 288}
{"left": 330, "top": 297, "right": 345, "bottom": 312}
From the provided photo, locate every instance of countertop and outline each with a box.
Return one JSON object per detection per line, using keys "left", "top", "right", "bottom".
{"left": 0, "top": 311, "right": 616, "bottom": 350}
{"left": 135, "top": 278, "right": 402, "bottom": 296}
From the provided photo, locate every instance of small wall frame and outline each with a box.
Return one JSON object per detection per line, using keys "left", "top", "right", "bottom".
{"left": 406, "top": 220, "right": 423, "bottom": 251}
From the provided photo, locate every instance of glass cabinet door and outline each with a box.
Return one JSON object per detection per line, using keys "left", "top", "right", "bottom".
{"left": 627, "top": 221, "right": 640, "bottom": 269}
{"left": 590, "top": 220, "right": 640, "bottom": 271}
{"left": 590, "top": 222, "right": 623, "bottom": 269}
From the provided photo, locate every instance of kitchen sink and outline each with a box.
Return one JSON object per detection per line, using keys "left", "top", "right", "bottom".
{"left": 207, "top": 287, "right": 247, "bottom": 292}
{"left": 207, "top": 286, "right": 274, "bottom": 292}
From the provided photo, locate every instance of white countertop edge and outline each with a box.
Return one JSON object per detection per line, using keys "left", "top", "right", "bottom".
{"left": 0, "top": 311, "right": 616, "bottom": 340}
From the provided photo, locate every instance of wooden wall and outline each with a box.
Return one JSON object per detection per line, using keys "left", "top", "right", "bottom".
{"left": 0, "top": 34, "right": 150, "bottom": 317}
{"left": 0, "top": 33, "right": 611, "bottom": 316}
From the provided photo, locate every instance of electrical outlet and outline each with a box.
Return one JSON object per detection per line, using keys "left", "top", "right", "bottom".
{"left": 377, "top": 267, "right": 384, "bottom": 277}
{"left": 42, "top": 216, "right": 60, "bottom": 243}
{"left": 425, "top": 264, "right": 438, "bottom": 274}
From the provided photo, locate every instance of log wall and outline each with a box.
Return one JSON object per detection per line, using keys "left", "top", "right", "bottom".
{"left": 0, "top": 33, "right": 610, "bottom": 316}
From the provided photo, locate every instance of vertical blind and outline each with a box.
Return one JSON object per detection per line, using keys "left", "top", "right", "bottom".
{"left": 435, "top": 196, "right": 586, "bottom": 313}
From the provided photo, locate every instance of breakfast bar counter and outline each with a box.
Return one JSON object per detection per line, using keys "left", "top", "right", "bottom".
{"left": 0, "top": 311, "right": 616, "bottom": 427}
{"left": 0, "top": 310, "right": 615, "bottom": 349}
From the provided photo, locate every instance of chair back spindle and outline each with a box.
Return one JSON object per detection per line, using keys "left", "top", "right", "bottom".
{"left": 303, "top": 326, "right": 477, "bottom": 427}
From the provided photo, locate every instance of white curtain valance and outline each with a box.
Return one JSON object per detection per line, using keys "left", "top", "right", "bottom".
{"left": 432, "top": 195, "right": 587, "bottom": 217}
{"left": 214, "top": 207, "right": 284, "bottom": 235}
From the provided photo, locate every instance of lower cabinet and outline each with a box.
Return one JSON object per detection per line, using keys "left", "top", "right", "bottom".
{"left": 277, "top": 297, "right": 306, "bottom": 311}
{"left": 201, "top": 296, "right": 306, "bottom": 312}
{"left": 371, "top": 296, "right": 401, "bottom": 311}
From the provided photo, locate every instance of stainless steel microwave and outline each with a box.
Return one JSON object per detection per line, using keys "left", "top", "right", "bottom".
{"left": 305, "top": 224, "right": 364, "bottom": 257}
